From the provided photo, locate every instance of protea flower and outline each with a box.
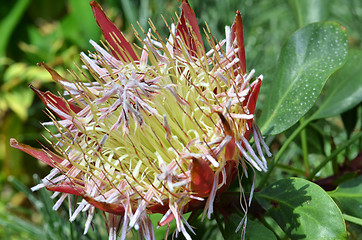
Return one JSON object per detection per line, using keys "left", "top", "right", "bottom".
{"left": 11, "top": 0, "right": 271, "bottom": 239}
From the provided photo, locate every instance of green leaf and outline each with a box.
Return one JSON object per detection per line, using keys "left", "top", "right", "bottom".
{"left": 8, "top": 175, "right": 108, "bottom": 239}
{"left": 4, "top": 88, "right": 34, "bottom": 121}
{"left": 311, "top": 49, "right": 362, "bottom": 120}
{"left": 224, "top": 214, "right": 277, "bottom": 240}
{"left": 258, "top": 22, "right": 348, "bottom": 135}
{"left": 256, "top": 177, "right": 347, "bottom": 240}
{"left": 328, "top": 175, "right": 362, "bottom": 219}
{"left": 184, "top": 214, "right": 223, "bottom": 240}
{"left": 287, "top": 0, "right": 329, "bottom": 27}
{"left": 292, "top": 124, "right": 325, "bottom": 154}
{"left": 120, "top": 0, "right": 137, "bottom": 24}
{"left": 61, "top": 0, "right": 100, "bottom": 48}
{"left": 0, "top": 0, "right": 30, "bottom": 57}
{"left": 0, "top": 214, "right": 44, "bottom": 240}
{"left": 245, "top": 219, "right": 277, "bottom": 240}
{"left": 151, "top": 213, "right": 177, "bottom": 239}
{"left": 341, "top": 106, "right": 358, "bottom": 138}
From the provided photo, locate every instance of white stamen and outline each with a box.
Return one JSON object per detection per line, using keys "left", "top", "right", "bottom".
{"left": 248, "top": 168, "right": 256, "bottom": 207}
{"left": 83, "top": 206, "right": 95, "bottom": 234}
{"left": 253, "top": 124, "right": 272, "bottom": 157}
{"left": 53, "top": 193, "right": 68, "bottom": 210}
{"left": 225, "top": 26, "right": 231, "bottom": 53}
{"left": 241, "top": 136, "right": 267, "bottom": 172}
{"left": 252, "top": 125, "right": 268, "bottom": 169}
{"left": 235, "top": 141, "right": 262, "bottom": 172}
{"left": 69, "top": 199, "right": 88, "bottom": 222}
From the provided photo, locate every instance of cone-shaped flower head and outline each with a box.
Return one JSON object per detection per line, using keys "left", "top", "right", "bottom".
{"left": 11, "top": 1, "right": 271, "bottom": 239}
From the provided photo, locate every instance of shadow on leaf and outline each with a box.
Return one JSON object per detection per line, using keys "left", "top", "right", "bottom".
{"left": 256, "top": 178, "right": 312, "bottom": 240}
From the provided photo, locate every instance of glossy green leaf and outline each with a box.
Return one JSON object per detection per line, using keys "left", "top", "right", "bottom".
{"left": 255, "top": 177, "right": 347, "bottom": 240}
{"left": 245, "top": 219, "right": 277, "bottom": 240}
{"left": 311, "top": 49, "right": 362, "bottom": 120}
{"left": 258, "top": 22, "right": 348, "bottom": 135}
{"left": 328, "top": 175, "right": 362, "bottom": 219}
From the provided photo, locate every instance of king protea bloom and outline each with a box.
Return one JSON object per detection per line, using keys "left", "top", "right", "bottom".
{"left": 11, "top": 0, "right": 271, "bottom": 239}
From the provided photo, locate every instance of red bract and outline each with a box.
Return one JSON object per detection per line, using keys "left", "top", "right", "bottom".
{"left": 175, "top": 0, "right": 205, "bottom": 57}
{"left": 11, "top": 1, "right": 270, "bottom": 239}
{"left": 90, "top": 0, "right": 138, "bottom": 62}
{"left": 231, "top": 10, "right": 247, "bottom": 74}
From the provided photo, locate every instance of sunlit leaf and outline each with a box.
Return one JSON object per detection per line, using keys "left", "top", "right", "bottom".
{"left": 256, "top": 178, "right": 347, "bottom": 240}
{"left": 258, "top": 22, "right": 348, "bottom": 135}
{"left": 311, "top": 49, "right": 362, "bottom": 120}
{"left": 4, "top": 89, "right": 34, "bottom": 120}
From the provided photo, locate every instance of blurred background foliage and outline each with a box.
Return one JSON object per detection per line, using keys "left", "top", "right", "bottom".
{"left": 0, "top": 0, "right": 361, "bottom": 239}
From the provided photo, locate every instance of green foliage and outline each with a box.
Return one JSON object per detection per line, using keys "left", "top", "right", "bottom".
{"left": 224, "top": 216, "right": 277, "bottom": 240}
{"left": 1, "top": 0, "right": 361, "bottom": 239}
{"left": 0, "top": 0, "right": 31, "bottom": 59}
{"left": 259, "top": 22, "right": 348, "bottom": 135}
{"left": 328, "top": 175, "right": 362, "bottom": 220}
{"left": 256, "top": 178, "right": 347, "bottom": 239}
{"left": 287, "top": 0, "right": 330, "bottom": 27}
{"left": 312, "top": 49, "right": 362, "bottom": 120}
{"left": 1, "top": 176, "right": 107, "bottom": 240}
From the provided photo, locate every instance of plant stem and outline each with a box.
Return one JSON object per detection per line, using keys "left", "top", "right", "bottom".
{"left": 330, "top": 136, "right": 339, "bottom": 176}
{"left": 276, "top": 163, "right": 305, "bottom": 175}
{"left": 308, "top": 131, "right": 362, "bottom": 180}
{"left": 342, "top": 214, "right": 362, "bottom": 226}
{"left": 258, "top": 118, "right": 312, "bottom": 189}
{"left": 258, "top": 216, "right": 282, "bottom": 240}
{"left": 300, "top": 118, "right": 310, "bottom": 177}
{"left": 70, "top": 221, "right": 74, "bottom": 240}
{"left": 214, "top": 212, "right": 226, "bottom": 239}
{"left": 290, "top": 0, "right": 303, "bottom": 28}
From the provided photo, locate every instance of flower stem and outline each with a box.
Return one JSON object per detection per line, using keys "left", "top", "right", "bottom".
{"left": 275, "top": 163, "right": 305, "bottom": 175}
{"left": 307, "top": 131, "right": 362, "bottom": 180}
{"left": 70, "top": 221, "right": 74, "bottom": 240}
{"left": 300, "top": 118, "right": 310, "bottom": 177}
